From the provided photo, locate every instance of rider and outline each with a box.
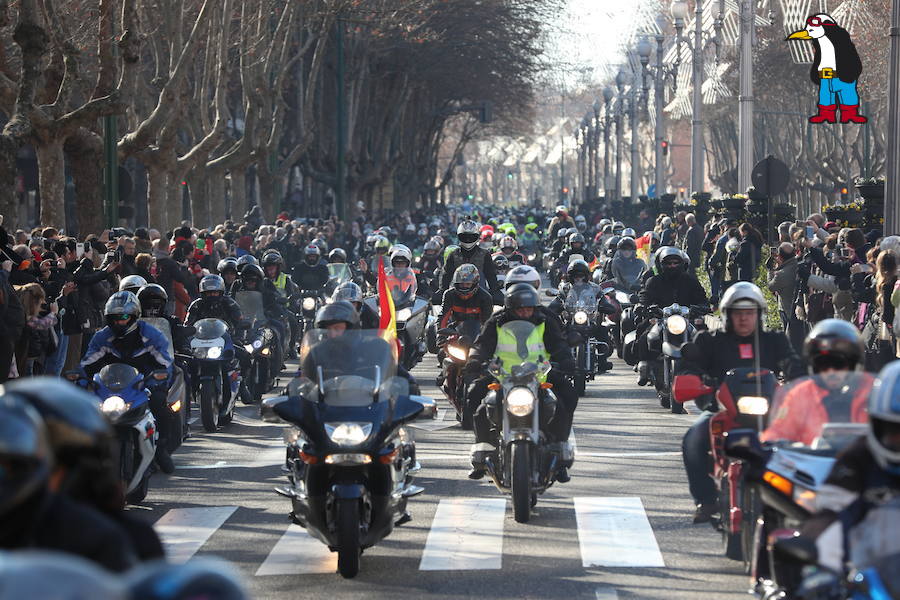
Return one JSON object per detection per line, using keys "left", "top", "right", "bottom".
{"left": 761, "top": 319, "right": 872, "bottom": 446}
{"left": 609, "top": 236, "right": 647, "bottom": 292}
{"left": 217, "top": 257, "right": 239, "bottom": 295}
{"left": 291, "top": 244, "right": 330, "bottom": 293}
{"left": 331, "top": 281, "right": 379, "bottom": 330}
{"left": 360, "top": 235, "right": 392, "bottom": 289}
{"left": 497, "top": 236, "right": 527, "bottom": 267}
{"left": 677, "top": 282, "right": 804, "bottom": 523}
{"left": 79, "top": 292, "right": 175, "bottom": 475}
{"left": 233, "top": 264, "right": 286, "bottom": 373}
{"left": 548, "top": 205, "right": 575, "bottom": 240}
{"left": 440, "top": 220, "right": 501, "bottom": 303}
{"left": 263, "top": 250, "right": 301, "bottom": 356}
{"left": 136, "top": 284, "right": 191, "bottom": 355}
{"left": 561, "top": 232, "right": 596, "bottom": 265}
{"left": 119, "top": 275, "right": 147, "bottom": 296}
{"left": 439, "top": 264, "right": 494, "bottom": 330}
{"left": 464, "top": 283, "right": 578, "bottom": 483}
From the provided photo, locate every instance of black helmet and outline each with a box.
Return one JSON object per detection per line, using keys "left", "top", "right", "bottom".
{"left": 136, "top": 284, "right": 168, "bottom": 318}
{"left": 240, "top": 264, "right": 264, "bottom": 289}
{"left": 567, "top": 259, "right": 591, "bottom": 281}
{"left": 217, "top": 257, "right": 238, "bottom": 275}
{"left": 314, "top": 300, "right": 360, "bottom": 329}
{"left": 104, "top": 291, "right": 141, "bottom": 336}
{"left": 505, "top": 282, "right": 540, "bottom": 310}
{"left": 617, "top": 236, "right": 636, "bottom": 251}
{"left": 235, "top": 254, "right": 258, "bottom": 274}
{"left": 199, "top": 274, "right": 226, "bottom": 296}
{"left": 328, "top": 248, "right": 347, "bottom": 263}
{"left": 605, "top": 235, "right": 621, "bottom": 253}
{"left": 331, "top": 282, "right": 363, "bottom": 305}
{"left": 568, "top": 232, "right": 585, "bottom": 247}
{"left": 0, "top": 395, "right": 52, "bottom": 516}
{"left": 656, "top": 246, "right": 686, "bottom": 276}
{"left": 452, "top": 264, "right": 480, "bottom": 297}
{"left": 804, "top": 318, "right": 864, "bottom": 372}
{"left": 261, "top": 250, "right": 283, "bottom": 268}
{"left": 423, "top": 240, "right": 440, "bottom": 254}
{"left": 492, "top": 253, "right": 509, "bottom": 272}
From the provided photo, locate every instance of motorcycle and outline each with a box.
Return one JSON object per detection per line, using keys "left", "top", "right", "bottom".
{"left": 139, "top": 316, "right": 190, "bottom": 446}
{"left": 482, "top": 320, "right": 571, "bottom": 523}
{"left": 74, "top": 364, "right": 162, "bottom": 504}
{"left": 188, "top": 318, "right": 239, "bottom": 432}
{"left": 325, "top": 264, "right": 354, "bottom": 298}
{"left": 437, "top": 319, "right": 482, "bottom": 429}
{"left": 364, "top": 287, "right": 430, "bottom": 372}
{"left": 643, "top": 302, "right": 709, "bottom": 413}
{"left": 298, "top": 289, "right": 324, "bottom": 338}
{"left": 549, "top": 283, "right": 611, "bottom": 396}
{"left": 261, "top": 328, "right": 436, "bottom": 578}
{"left": 672, "top": 365, "right": 779, "bottom": 566}
{"left": 234, "top": 289, "right": 281, "bottom": 403}
{"left": 598, "top": 280, "right": 633, "bottom": 358}
{"left": 722, "top": 373, "right": 871, "bottom": 599}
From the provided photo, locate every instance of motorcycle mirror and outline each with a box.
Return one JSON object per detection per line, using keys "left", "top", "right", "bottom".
{"left": 680, "top": 342, "right": 701, "bottom": 362}
{"left": 671, "top": 374, "right": 712, "bottom": 403}
{"left": 722, "top": 429, "right": 767, "bottom": 463}
{"left": 773, "top": 536, "right": 819, "bottom": 567}
{"left": 544, "top": 288, "right": 559, "bottom": 297}
{"left": 260, "top": 396, "right": 290, "bottom": 423}
{"left": 410, "top": 395, "right": 438, "bottom": 420}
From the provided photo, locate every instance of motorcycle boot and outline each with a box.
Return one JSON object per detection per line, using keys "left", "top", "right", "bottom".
{"left": 549, "top": 441, "right": 574, "bottom": 483}
{"left": 637, "top": 361, "right": 650, "bottom": 386}
{"left": 148, "top": 386, "right": 175, "bottom": 474}
{"left": 468, "top": 442, "right": 496, "bottom": 480}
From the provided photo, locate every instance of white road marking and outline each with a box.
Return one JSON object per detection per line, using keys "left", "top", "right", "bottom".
{"left": 595, "top": 587, "right": 620, "bottom": 600}
{"left": 155, "top": 506, "right": 238, "bottom": 563}
{"left": 574, "top": 497, "right": 665, "bottom": 568}
{"left": 419, "top": 498, "right": 506, "bottom": 571}
{"left": 188, "top": 417, "right": 198, "bottom": 425}
{"left": 578, "top": 451, "right": 682, "bottom": 458}
{"left": 177, "top": 443, "right": 284, "bottom": 469}
{"left": 571, "top": 426, "right": 577, "bottom": 456}
{"left": 255, "top": 524, "right": 337, "bottom": 575}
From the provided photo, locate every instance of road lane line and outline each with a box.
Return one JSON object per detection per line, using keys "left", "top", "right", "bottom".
{"left": 577, "top": 451, "right": 682, "bottom": 458}
{"left": 574, "top": 497, "right": 665, "bottom": 568}
{"left": 255, "top": 524, "right": 337, "bottom": 575}
{"left": 419, "top": 498, "right": 506, "bottom": 571}
{"left": 595, "top": 587, "right": 620, "bottom": 600}
{"left": 155, "top": 506, "right": 238, "bottom": 563}
{"left": 571, "top": 426, "right": 577, "bottom": 456}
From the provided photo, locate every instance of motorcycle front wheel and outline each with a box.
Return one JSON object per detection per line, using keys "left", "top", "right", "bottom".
{"left": 511, "top": 440, "right": 532, "bottom": 523}
{"left": 199, "top": 379, "right": 220, "bottom": 432}
{"left": 336, "top": 499, "right": 361, "bottom": 578}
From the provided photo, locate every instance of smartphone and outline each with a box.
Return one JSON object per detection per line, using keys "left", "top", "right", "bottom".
{"left": 805, "top": 226, "right": 815, "bottom": 238}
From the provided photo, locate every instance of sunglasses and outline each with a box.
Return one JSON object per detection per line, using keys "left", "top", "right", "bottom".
{"left": 805, "top": 16, "right": 834, "bottom": 27}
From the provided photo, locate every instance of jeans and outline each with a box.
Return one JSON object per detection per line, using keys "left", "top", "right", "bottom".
{"left": 682, "top": 411, "right": 717, "bottom": 506}
{"left": 44, "top": 332, "right": 68, "bottom": 376}
{"left": 818, "top": 77, "right": 859, "bottom": 106}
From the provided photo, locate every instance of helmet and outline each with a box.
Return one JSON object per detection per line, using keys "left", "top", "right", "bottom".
{"left": 240, "top": 264, "right": 264, "bottom": 289}
{"left": 480, "top": 224, "right": 495, "bottom": 235}
{"left": 328, "top": 248, "right": 347, "bottom": 263}
{"left": 126, "top": 558, "right": 249, "bottom": 600}
{"left": 199, "top": 274, "right": 226, "bottom": 295}
{"left": 452, "top": 264, "right": 480, "bottom": 297}
{"left": 373, "top": 235, "right": 391, "bottom": 253}
{"left": 567, "top": 259, "right": 591, "bottom": 281}
{"left": 617, "top": 236, "right": 636, "bottom": 252}
{"left": 867, "top": 361, "right": 900, "bottom": 474}
{"left": 605, "top": 235, "right": 622, "bottom": 253}
{"left": 365, "top": 234, "right": 378, "bottom": 250}
{"left": 575, "top": 214, "right": 586, "bottom": 223}
{"left": 612, "top": 221, "right": 624, "bottom": 234}
{"left": 104, "top": 291, "right": 141, "bottom": 336}
{"left": 661, "top": 216, "right": 673, "bottom": 229}
{"left": 655, "top": 246, "right": 687, "bottom": 275}
{"left": 505, "top": 282, "right": 540, "bottom": 310}
{"left": 331, "top": 282, "right": 363, "bottom": 305}
{"left": 390, "top": 245, "right": 412, "bottom": 267}
{"left": 405, "top": 223, "right": 416, "bottom": 234}
{"left": 803, "top": 318, "right": 864, "bottom": 372}
{"left": 136, "top": 284, "right": 168, "bottom": 318}
{"left": 499, "top": 236, "right": 517, "bottom": 252}
{"left": 480, "top": 230, "right": 494, "bottom": 243}
{"left": 505, "top": 265, "right": 541, "bottom": 289}
{"left": 568, "top": 233, "right": 585, "bottom": 247}
{"left": 217, "top": 257, "right": 238, "bottom": 275}
{"left": 457, "top": 220, "right": 480, "bottom": 249}
{"left": 622, "top": 227, "right": 636, "bottom": 238}
{"left": 525, "top": 222, "right": 538, "bottom": 233}
{"left": 557, "top": 229, "right": 568, "bottom": 239}
{"left": 0, "top": 395, "right": 52, "bottom": 516}
{"left": 566, "top": 227, "right": 578, "bottom": 237}
{"left": 235, "top": 255, "right": 258, "bottom": 273}
{"left": 303, "top": 244, "right": 321, "bottom": 265}
{"left": 555, "top": 204, "right": 567, "bottom": 215}
{"left": 261, "top": 250, "right": 283, "bottom": 267}
{"left": 492, "top": 253, "right": 509, "bottom": 272}
{"left": 423, "top": 240, "right": 440, "bottom": 254}
{"left": 599, "top": 218, "right": 611, "bottom": 228}
{"left": 719, "top": 281, "right": 766, "bottom": 313}
{"left": 314, "top": 300, "right": 360, "bottom": 329}
{"left": 119, "top": 275, "right": 147, "bottom": 295}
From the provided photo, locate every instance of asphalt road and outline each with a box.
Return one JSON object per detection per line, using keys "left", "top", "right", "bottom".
{"left": 130, "top": 350, "right": 750, "bottom": 600}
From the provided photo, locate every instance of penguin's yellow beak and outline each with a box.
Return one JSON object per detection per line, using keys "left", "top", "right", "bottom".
{"left": 786, "top": 29, "right": 812, "bottom": 40}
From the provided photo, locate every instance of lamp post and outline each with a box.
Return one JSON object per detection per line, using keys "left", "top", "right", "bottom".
{"left": 592, "top": 99, "right": 601, "bottom": 201}
{"left": 885, "top": 0, "right": 900, "bottom": 235}
{"left": 614, "top": 69, "right": 630, "bottom": 202}
{"left": 602, "top": 86, "right": 614, "bottom": 200}
{"left": 638, "top": 25, "right": 679, "bottom": 201}
{"left": 737, "top": 0, "right": 755, "bottom": 192}
{"left": 628, "top": 63, "right": 640, "bottom": 202}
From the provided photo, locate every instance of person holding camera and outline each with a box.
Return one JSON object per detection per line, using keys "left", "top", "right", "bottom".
{"left": 767, "top": 242, "right": 806, "bottom": 352}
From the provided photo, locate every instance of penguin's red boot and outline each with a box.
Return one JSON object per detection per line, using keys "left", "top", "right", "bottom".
{"left": 839, "top": 105, "right": 868, "bottom": 124}
{"left": 809, "top": 104, "right": 837, "bottom": 124}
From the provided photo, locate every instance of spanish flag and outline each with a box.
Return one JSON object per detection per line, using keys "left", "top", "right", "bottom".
{"left": 377, "top": 257, "right": 397, "bottom": 343}
{"left": 635, "top": 233, "right": 652, "bottom": 263}
{"left": 588, "top": 256, "right": 600, "bottom": 272}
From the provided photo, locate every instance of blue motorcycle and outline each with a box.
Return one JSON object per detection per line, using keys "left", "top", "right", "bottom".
{"left": 188, "top": 318, "right": 239, "bottom": 432}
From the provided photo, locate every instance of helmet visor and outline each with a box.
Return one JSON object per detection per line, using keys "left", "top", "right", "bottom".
{"left": 459, "top": 233, "right": 478, "bottom": 245}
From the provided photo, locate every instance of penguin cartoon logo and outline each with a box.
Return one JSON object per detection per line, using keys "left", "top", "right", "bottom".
{"left": 786, "top": 14, "right": 867, "bottom": 124}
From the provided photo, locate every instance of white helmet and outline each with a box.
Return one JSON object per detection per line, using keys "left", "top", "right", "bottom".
{"left": 119, "top": 275, "right": 147, "bottom": 295}
{"left": 867, "top": 361, "right": 900, "bottom": 473}
{"left": 880, "top": 235, "right": 900, "bottom": 255}
{"left": 505, "top": 265, "right": 541, "bottom": 290}
{"left": 390, "top": 245, "right": 412, "bottom": 266}
{"left": 719, "top": 282, "right": 766, "bottom": 313}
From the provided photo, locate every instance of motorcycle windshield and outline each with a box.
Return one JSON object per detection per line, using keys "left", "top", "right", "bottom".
{"left": 298, "top": 329, "right": 401, "bottom": 406}
{"left": 97, "top": 363, "right": 142, "bottom": 393}
{"left": 762, "top": 372, "right": 874, "bottom": 449}
{"left": 234, "top": 290, "right": 266, "bottom": 324}
{"left": 386, "top": 268, "right": 417, "bottom": 306}
{"left": 327, "top": 264, "right": 352, "bottom": 285}
{"left": 565, "top": 283, "right": 598, "bottom": 313}
{"left": 195, "top": 318, "right": 227, "bottom": 340}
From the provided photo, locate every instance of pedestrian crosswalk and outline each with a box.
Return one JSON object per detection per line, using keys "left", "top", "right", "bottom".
{"left": 152, "top": 496, "right": 665, "bottom": 575}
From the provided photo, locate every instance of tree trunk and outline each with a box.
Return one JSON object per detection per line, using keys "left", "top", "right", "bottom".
{"left": 166, "top": 172, "right": 183, "bottom": 230}
{"left": 146, "top": 163, "right": 167, "bottom": 232}
{"left": 188, "top": 169, "right": 210, "bottom": 229}
{"left": 208, "top": 169, "right": 226, "bottom": 226}
{"left": 230, "top": 168, "right": 246, "bottom": 222}
{"left": 65, "top": 129, "right": 105, "bottom": 236}
{"left": 257, "top": 163, "right": 276, "bottom": 223}
{"left": 0, "top": 137, "right": 18, "bottom": 227}
{"left": 37, "top": 139, "right": 66, "bottom": 229}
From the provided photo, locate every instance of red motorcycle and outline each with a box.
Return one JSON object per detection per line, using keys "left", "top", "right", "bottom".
{"left": 437, "top": 319, "right": 482, "bottom": 430}
{"left": 673, "top": 366, "right": 778, "bottom": 569}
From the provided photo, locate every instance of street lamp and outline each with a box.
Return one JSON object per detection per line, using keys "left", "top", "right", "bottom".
{"left": 614, "top": 69, "right": 631, "bottom": 202}
{"left": 592, "top": 99, "right": 601, "bottom": 202}
{"left": 602, "top": 86, "right": 614, "bottom": 200}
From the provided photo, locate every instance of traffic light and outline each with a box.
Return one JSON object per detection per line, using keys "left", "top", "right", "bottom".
{"left": 840, "top": 187, "right": 849, "bottom": 201}
{"left": 466, "top": 194, "right": 474, "bottom": 201}
{"left": 507, "top": 171, "right": 514, "bottom": 180}
{"left": 661, "top": 140, "right": 669, "bottom": 156}
{"left": 678, "top": 187, "right": 686, "bottom": 199}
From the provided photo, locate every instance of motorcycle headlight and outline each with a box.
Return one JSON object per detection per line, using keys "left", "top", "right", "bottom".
{"left": 207, "top": 346, "right": 222, "bottom": 359}
{"left": 325, "top": 422, "right": 374, "bottom": 446}
{"left": 302, "top": 297, "right": 317, "bottom": 311}
{"left": 737, "top": 396, "right": 769, "bottom": 416}
{"left": 506, "top": 387, "right": 535, "bottom": 417}
{"left": 447, "top": 344, "right": 468, "bottom": 361}
{"left": 666, "top": 314, "right": 687, "bottom": 335}
{"left": 574, "top": 310, "right": 589, "bottom": 325}
{"left": 101, "top": 396, "right": 128, "bottom": 417}
{"left": 252, "top": 339, "right": 263, "bottom": 349}
{"left": 615, "top": 291, "right": 630, "bottom": 304}
{"left": 396, "top": 308, "right": 412, "bottom": 322}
